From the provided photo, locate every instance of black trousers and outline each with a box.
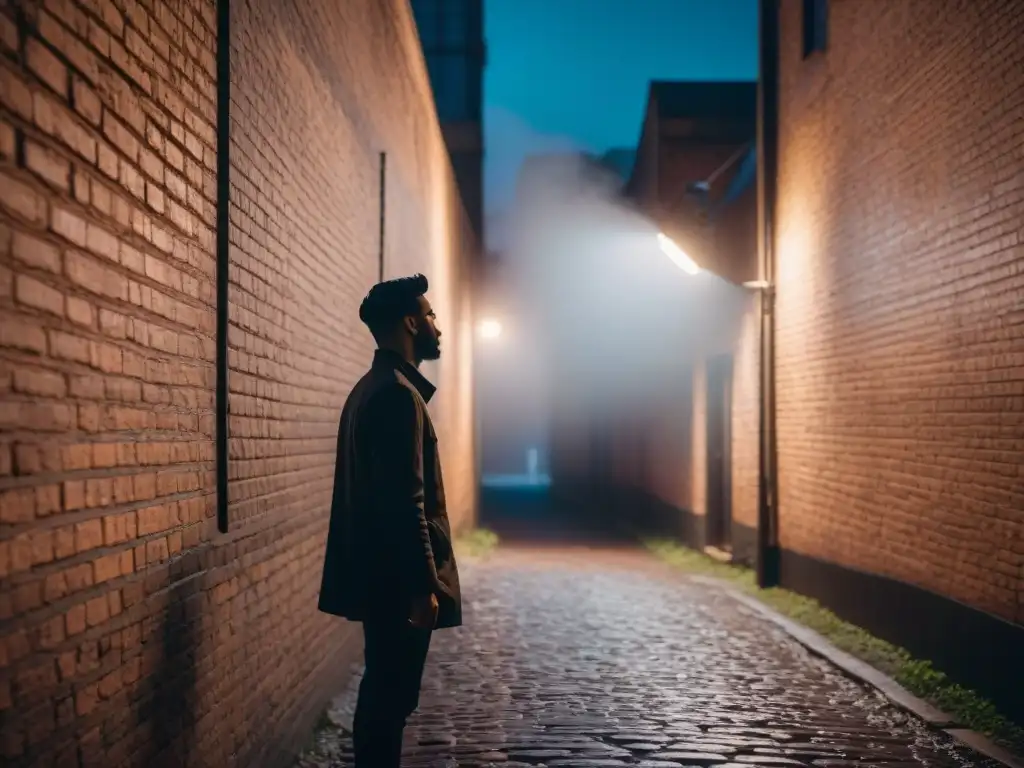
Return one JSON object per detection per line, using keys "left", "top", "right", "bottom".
{"left": 352, "top": 619, "right": 432, "bottom": 767}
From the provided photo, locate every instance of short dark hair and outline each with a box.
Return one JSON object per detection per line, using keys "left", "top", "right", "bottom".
{"left": 358, "top": 273, "right": 429, "bottom": 341}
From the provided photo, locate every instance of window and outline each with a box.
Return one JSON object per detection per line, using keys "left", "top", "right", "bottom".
{"left": 802, "top": 0, "right": 828, "bottom": 58}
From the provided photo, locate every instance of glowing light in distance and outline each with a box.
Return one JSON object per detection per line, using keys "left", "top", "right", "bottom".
{"left": 479, "top": 319, "right": 502, "bottom": 339}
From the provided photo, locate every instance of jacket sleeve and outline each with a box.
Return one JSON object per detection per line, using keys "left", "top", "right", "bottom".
{"left": 365, "top": 383, "right": 440, "bottom": 597}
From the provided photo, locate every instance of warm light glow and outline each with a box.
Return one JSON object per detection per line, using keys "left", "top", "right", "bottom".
{"left": 657, "top": 232, "right": 701, "bottom": 275}
{"left": 479, "top": 319, "right": 502, "bottom": 339}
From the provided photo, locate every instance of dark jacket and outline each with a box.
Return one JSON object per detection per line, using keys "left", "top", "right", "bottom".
{"left": 318, "top": 349, "right": 462, "bottom": 628}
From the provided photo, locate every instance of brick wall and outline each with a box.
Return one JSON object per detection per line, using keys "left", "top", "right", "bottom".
{"left": 0, "top": 0, "right": 476, "bottom": 764}
{"left": 729, "top": 295, "right": 760, "bottom": 546}
{"left": 774, "top": 0, "right": 1024, "bottom": 623}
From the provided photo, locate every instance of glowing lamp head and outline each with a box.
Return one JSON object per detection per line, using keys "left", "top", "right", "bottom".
{"left": 657, "top": 232, "right": 701, "bottom": 275}
{"left": 479, "top": 319, "right": 502, "bottom": 339}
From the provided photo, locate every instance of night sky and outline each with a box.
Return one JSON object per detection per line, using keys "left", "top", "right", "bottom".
{"left": 483, "top": 0, "right": 759, "bottom": 241}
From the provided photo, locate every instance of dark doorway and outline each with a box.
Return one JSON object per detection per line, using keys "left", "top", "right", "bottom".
{"left": 705, "top": 354, "right": 733, "bottom": 552}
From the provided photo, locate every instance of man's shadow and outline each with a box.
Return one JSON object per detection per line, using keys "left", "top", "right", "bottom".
{"left": 136, "top": 554, "right": 203, "bottom": 767}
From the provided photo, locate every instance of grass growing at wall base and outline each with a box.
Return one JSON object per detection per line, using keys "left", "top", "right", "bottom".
{"left": 455, "top": 527, "right": 500, "bottom": 559}
{"left": 646, "top": 538, "right": 1024, "bottom": 757}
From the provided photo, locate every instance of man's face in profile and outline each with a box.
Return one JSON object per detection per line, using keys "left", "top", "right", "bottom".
{"left": 412, "top": 295, "right": 441, "bottom": 362}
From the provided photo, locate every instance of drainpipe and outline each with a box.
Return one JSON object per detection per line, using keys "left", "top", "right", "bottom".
{"left": 379, "top": 151, "right": 387, "bottom": 281}
{"left": 755, "top": 0, "right": 781, "bottom": 588}
{"left": 215, "top": 0, "right": 230, "bottom": 534}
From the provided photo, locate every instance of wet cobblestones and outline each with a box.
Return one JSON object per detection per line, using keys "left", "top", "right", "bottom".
{"left": 296, "top": 547, "right": 1001, "bottom": 767}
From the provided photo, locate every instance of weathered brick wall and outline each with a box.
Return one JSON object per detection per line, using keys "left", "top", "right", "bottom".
{"left": 774, "top": 0, "right": 1024, "bottom": 623}
{"left": 729, "top": 296, "right": 760, "bottom": 544}
{"left": 0, "top": 0, "right": 476, "bottom": 764}
{"left": 1, "top": 0, "right": 219, "bottom": 762}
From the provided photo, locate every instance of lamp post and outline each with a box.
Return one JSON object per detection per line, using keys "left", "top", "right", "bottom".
{"left": 756, "top": 0, "right": 782, "bottom": 590}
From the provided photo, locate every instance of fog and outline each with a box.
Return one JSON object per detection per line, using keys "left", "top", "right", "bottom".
{"left": 477, "top": 152, "right": 750, "bottom": 486}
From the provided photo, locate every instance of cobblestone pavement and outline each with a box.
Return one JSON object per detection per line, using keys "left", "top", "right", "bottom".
{"left": 296, "top": 546, "right": 1000, "bottom": 767}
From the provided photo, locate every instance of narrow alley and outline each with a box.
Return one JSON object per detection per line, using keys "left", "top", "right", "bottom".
{"left": 297, "top": 541, "right": 1001, "bottom": 768}
{"left": 2, "top": 0, "right": 1023, "bottom": 765}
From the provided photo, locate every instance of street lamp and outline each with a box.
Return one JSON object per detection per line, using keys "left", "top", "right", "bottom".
{"left": 656, "top": 232, "right": 701, "bottom": 275}
{"left": 657, "top": 230, "right": 771, "bottom": 296}
{"left": 479, "top": 318, "right": 502, "bottom": 340}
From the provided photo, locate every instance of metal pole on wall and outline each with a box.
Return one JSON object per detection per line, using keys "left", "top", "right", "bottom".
{"left": 755, "top": 0, "right": 781, "bottom": 588}
{"left": 379, "top": 151, "right": 386, "bottom": 282}
{"left": 215, "top": 0, "right": 231, "bottom": 534}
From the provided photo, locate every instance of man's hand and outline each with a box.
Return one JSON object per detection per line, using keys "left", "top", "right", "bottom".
{"left": 409, "top": 592, "right": 438, "bottom": 629}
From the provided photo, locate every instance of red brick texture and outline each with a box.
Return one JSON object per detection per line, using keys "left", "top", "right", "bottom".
{"left": 0, "top": 0, "right": 476, "bottom": 765}
{"left": 773, "top": 0, "right": 1024, "bottom": 625}
{"left": 728, "top": 295, "right": 760, "bottom": 538}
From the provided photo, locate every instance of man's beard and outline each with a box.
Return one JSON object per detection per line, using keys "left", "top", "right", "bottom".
{"left": 413, "top": 329, "right": 441, "bottom": 361}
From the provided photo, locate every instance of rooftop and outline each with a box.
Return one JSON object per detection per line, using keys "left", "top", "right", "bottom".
{"left": 649, "top": 80, "right": 757, "bottom": 122}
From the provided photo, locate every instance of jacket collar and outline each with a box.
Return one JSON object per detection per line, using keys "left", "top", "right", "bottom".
{"left": 372, "top": 349, "right": 437, "bottom": 403}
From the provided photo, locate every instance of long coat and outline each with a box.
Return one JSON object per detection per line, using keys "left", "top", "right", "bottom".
{"left": 318, "top": 349, "right": 462, "bottom": 628}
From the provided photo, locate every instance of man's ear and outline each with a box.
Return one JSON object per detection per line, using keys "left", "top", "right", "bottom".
{"left": 402, "top": 315, "right": 418, "bottom": 335}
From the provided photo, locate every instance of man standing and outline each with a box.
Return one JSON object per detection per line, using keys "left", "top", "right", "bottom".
{"left": 318, "top": 274, "right": 462, "bottom": 767}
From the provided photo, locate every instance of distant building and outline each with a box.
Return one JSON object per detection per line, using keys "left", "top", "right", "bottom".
{"left": 613, "top": 80, "right": 761, "bottom": 562}
{"left": 411, "top": 0, "right": 486, "bottom": 244}
{"left": 544, "top": 80, "right": 761, "bottom": 560}
{"left": 626, "top": 80, "right": 757, "bottom": 286}
{"left": 475, "top": 150, "right": 629, "bottom": 489}
{"left": 548, "top": 2, "right": 1024, "bottom": 728}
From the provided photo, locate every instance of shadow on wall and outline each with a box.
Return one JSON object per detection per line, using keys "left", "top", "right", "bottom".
{"left": 137, "top": 559, "right": 202, "bottom": 765}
